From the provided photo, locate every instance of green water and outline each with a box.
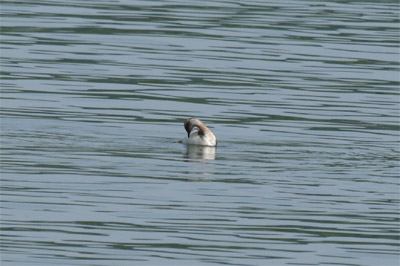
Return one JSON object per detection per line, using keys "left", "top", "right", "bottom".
{"left": 1, "top": 0, "right": 399, "bottom": 265}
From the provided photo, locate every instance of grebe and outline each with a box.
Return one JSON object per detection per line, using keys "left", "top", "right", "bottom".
{"left": 184, "top": 118, "right": 217, "bottom": 146}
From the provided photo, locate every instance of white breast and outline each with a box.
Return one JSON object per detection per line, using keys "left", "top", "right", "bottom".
{"left": 186, "top": 128, "right": 217, "bottom": 146}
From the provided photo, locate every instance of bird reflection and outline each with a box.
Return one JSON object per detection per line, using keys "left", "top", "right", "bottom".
{"left": 185, "top": 145, "right": 216, "bottom": 161}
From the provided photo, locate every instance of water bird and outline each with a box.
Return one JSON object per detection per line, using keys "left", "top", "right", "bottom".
{"left": 184, "top": 118, "right": 217, "bottom": 147}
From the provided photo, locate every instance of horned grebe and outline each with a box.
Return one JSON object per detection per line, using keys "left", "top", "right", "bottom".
{"left": 184, "top": 118, "right": 217, "bottom": 147}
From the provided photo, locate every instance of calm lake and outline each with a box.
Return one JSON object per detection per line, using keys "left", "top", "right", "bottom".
{"left": 1, "top": 0, "right": 399, "bottom": 265}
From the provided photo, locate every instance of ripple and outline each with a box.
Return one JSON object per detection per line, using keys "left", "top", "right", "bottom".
{"left": 1, "top": 0, "right": 399, "bottom": 265}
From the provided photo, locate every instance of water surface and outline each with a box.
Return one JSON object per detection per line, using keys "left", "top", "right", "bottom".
{"left": 1, "top": 0, "right": 399, "bottom": 265}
